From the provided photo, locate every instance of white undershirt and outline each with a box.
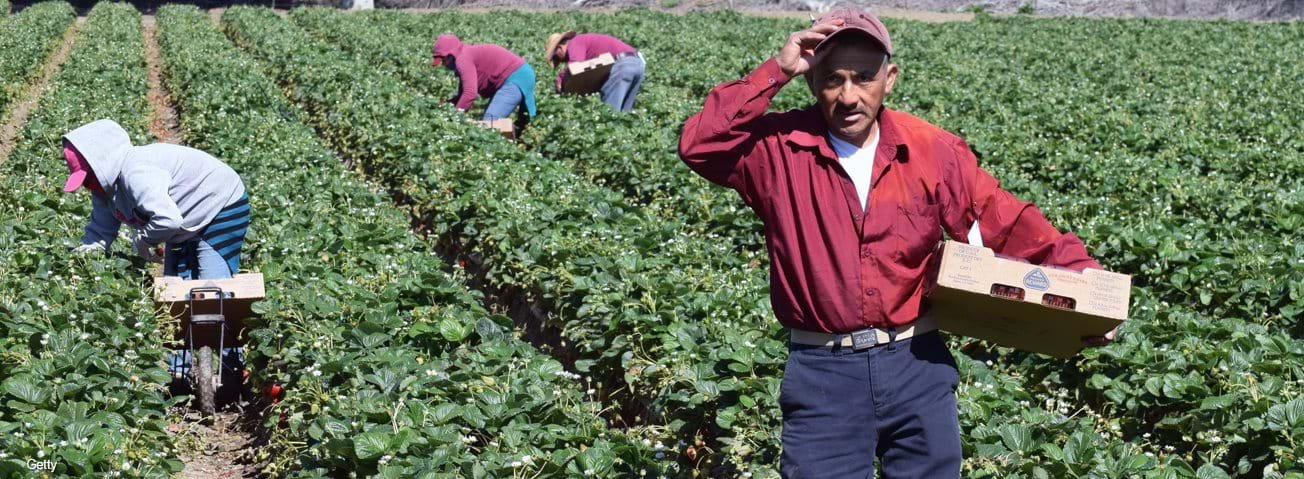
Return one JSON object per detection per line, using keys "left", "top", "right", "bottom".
{"left": 827, "top": 128, "right": 880, "bottom": 210}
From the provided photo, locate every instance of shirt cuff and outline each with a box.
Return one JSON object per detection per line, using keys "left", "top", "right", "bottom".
{"left": 747, "top": 58, "right": 791, "bottom": 91}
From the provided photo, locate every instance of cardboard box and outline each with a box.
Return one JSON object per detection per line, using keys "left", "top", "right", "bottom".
{"left": 156, "top": 273, "right": 265, "bottom": 347}
{"left": 476, "top": 118, "right": 515, "bottom": 140}
{"left": 560, "top": 53, "right": 615, "bottom": 95}
{"left": 926, "top": 241, "right": 1130, "bottom": 358}
{"left": 155, "top": 273, "right": 265, "bottom": 302}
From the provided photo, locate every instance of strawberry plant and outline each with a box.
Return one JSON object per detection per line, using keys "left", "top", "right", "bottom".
{"left": 221, "top": 8, "right": 782, "bottom": 475}
{"left": 0, "top": 1, "right": 74, "bottom": 115}
{"left": 0, "top": 3, "right": 183, "bottom": 477}
{"left": 290, "top": 8, "right": 765, "bottom": 249}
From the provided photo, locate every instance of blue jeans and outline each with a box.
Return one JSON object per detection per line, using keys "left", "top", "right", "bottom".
{"left": 164, "top": 239, "right": 231, "bottom": 279}
{"left": 779, "top": 331, "right": 962, "bottom": 478}
{"left": 484, "top": 83, "right": 523, "bottom": 121}
{"left": 600, "top": 54, "right": 645, "bottom": 112}
{"left": 484, "top": 63, "right": 537, "bottom": 122}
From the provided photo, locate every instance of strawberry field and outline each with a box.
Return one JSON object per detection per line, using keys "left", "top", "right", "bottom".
{"left": 0, "top": 3, "right": 1300, "bottom": 478}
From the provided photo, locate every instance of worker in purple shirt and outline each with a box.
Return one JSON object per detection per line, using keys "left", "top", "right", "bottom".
{"left": 432, "top": 34, "right": 537, "bottom": 124}
{"left": 545, "top": 31, "right": 645, "bottom": 112}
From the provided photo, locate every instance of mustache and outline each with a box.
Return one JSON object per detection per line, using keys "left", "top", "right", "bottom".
{"left": 833, "top": 106, "right": 868, "bottom": 116}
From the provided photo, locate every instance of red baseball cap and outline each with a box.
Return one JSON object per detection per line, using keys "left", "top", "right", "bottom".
{"left": 62, "top": 144, "right": 91, "bottom": 192}
{"left": 813, "top": 8, "right": 893, "bottom": 57}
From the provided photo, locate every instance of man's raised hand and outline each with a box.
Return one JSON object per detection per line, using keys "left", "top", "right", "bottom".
{"left": 775, "top": 19, "right": 844, "bottom": 78}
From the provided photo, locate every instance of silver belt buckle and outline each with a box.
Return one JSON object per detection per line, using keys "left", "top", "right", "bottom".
{"left": 850, "top": 328, "right": 877, "bottom": 350}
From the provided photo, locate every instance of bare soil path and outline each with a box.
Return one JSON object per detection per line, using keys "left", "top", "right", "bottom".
{"left": 167, "top": 409, "right": 261, "bottom": 479}
{"left": 0, "top": 16, "right": 83, "bottom": 166}
{"left": 142, "top": 14, "right": 264, "bottom": 478}
{"left": 141, "top": 15, "right": 182, "bottom": 144}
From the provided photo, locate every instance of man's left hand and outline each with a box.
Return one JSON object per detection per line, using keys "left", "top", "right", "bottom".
{"left": 1082, "top": 325, "right": 1120, "bottom": 348}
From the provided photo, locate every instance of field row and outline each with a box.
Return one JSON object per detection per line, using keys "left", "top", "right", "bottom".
{"left": 156, "top": 5, "right": 668, "bottom": 476}
{"left": 0, "top": 4, "right": 180, "bottom": 476}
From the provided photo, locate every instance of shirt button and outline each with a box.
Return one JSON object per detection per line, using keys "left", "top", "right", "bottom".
{"left": 865, "top": 288, "right": 875, "bottom": 296}
{"left": 861, "top": 248, "right": 871, "bottom": 258}
{"left": 768, "top": 77, "right": 776, "bottom": 84}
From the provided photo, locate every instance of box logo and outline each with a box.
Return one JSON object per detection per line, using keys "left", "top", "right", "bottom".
{"left": 1023, "top": 268, "right": 1050, "bottom": 291}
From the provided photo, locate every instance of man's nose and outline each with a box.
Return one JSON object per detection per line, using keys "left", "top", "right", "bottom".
{"left": 838, "top": 88, "right": 859, "bottom": 108}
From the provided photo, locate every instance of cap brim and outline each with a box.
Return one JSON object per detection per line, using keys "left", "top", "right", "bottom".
{"left": 63, "top": 170, "right": 87, "bottom": 192}
{"left": 814, "top": 27, "right": 889, "bottom": 55}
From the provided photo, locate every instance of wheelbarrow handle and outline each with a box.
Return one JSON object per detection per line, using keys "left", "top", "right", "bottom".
{"left": 188, "top": 286, "right": 227, "bottom": 317}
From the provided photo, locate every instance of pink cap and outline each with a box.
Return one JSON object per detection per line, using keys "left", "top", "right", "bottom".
{"left": 62, "top": 145, "right": 90, "bottom": 193}
{"left": 814, "top": 8, "right": 893, "bottom": 57}
{"left": 433, "top": 34, "right": 463, "bottom": 58}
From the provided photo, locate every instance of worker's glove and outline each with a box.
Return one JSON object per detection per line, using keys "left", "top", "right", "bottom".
{"left": 71, "top": 241, "right": 107, "bottom": 256}
{"left": 131, "top": 233, "right": 164, "bottom": 263}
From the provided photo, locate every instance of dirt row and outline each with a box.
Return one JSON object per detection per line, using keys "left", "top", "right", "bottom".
{"left": 0, "top": 17, "right": 83, "bottom": 166}
{"left": 141, "top": 14, "right": 260, "bottom": 479}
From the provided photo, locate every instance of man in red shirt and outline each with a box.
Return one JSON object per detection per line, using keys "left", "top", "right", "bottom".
{"left": 432, "top": 34, "right": 537, "bottom": 124}
{"left": 546, "top": 31, "right": 645, "bottom": 112}
{"left": 679, "top": 8, "right": 1116, "bottom": 477}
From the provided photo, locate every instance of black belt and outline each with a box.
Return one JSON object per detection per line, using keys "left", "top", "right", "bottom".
{"left": 790, "top": 316, "right": 938, "bottom": 350}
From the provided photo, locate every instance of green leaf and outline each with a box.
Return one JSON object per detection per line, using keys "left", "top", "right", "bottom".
{"left": 996, "top": 424, "right": 1034, "bottom": 454}
{"left": 438, "top": 317, "right": 471, "bottom": 342}
{"left": 3, "top": 376, "right": 50, "bottom": 404}
{"left": 354, "top": 432, "right": 392, "bottom": 460}
{"left": 1196, "top": 464, "right": 1232, "bottom": 479}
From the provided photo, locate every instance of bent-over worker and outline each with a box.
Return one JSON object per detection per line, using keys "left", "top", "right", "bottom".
{"left": 546, "top": 31, "right": 645, "bottom": 112}
{"left": 678, "top": 9, "right": 1118, "bottom": 478}
{"left": 63, "top": 119, "right": 249, "bottom": 280}
{"left": 432, "top": 34, "right": 538, "bottom": 124}
{"left": 63, "top": 119, "right": 250, "bottom": 379}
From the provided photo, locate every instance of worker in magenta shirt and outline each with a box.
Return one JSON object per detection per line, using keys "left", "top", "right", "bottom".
{"left": 679, "top": 8, "right": 1119, "bottom": 478}
{"left": 432, "top": 34, "right": 537, "bottom": 124}
{"left": 545, "top": 31, "right": 644, "bottom": 112}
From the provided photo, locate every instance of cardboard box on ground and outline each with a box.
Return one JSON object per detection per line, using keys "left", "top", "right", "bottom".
{"left": 476, "top": 118, "right": 515, "bottom": 139}
{"left": 560, "top": 53, "right": 615, "bottom": 95}
{"left": 926, "top": 241, "right": 1131, "bottom": 358}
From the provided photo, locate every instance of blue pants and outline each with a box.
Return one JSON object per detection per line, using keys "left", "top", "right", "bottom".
{"left": 484, "top": 83, "right": 523, "bottom": 121}
{"left": 164, "top": 239, "right": 231, "bottom": 279}
{"left": 779, "top": 331, "right": 962, "bottom": 478}
{"left": 484, "top": 63, "right": 537, "bottom": 122}
{"left": 600, "top": 54, "right": 645, "bottom": 112}
{"left": 165, "top": 194, "right": 248, "bottom": 279}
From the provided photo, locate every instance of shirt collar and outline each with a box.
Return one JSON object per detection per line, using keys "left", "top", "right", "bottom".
{"left": 785, "top": 106, "right": 909, "bottom": 163}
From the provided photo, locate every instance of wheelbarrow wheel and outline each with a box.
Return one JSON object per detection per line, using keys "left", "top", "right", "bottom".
{"left": 196, "top": 345, "right": 216, "bottom": 415}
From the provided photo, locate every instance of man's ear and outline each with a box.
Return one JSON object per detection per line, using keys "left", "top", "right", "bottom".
{"left": 883, "top": 63, "right": 899, "bottom": 96}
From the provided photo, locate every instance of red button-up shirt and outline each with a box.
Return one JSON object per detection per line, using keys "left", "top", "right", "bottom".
{"left": 679, "top": 59, "right": 1102, "bottom": 334}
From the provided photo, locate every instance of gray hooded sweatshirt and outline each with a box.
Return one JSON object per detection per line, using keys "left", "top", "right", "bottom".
{"left": 65, "top": 119, "right": 245, "bottom": 248}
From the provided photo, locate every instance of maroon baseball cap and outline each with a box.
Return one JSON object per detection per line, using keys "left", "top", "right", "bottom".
{"left": 813, "top": 8, "right": 893, "bottom": 57}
